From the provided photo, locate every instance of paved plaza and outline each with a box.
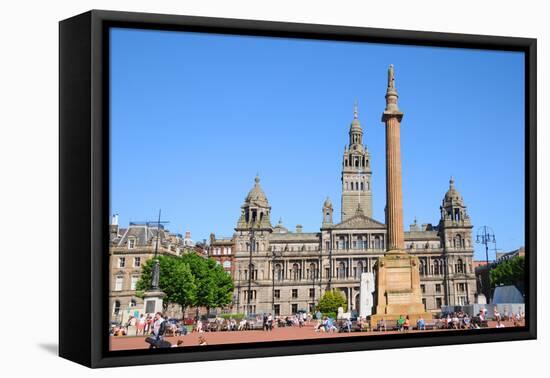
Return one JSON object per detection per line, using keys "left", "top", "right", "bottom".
{"left": 110, "top": 321, "right": 516, "bottom": 351}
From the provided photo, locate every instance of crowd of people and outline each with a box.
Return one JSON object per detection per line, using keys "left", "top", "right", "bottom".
{"left": 109, "top": 306, "right": 526, "bottom": 348}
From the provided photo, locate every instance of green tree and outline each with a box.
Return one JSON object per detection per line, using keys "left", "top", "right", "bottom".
{"left": 317, "top": 290, "right": 347, "bottom": 314}
{"left": 490, "top": 256, "right": 525, "bottom": 292}
{"left": 207, "top": 258, "right": 234, "bottom": 308}
{"left": 136, "top": 255, "right": 197, "bottom": 316}
{"left": 181, "top": 253, "right": 217, "bottom": 310}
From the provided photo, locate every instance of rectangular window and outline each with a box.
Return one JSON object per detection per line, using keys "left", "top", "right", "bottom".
{"left": 128, "top": 239, "right": 135, "bottom": 249}
{"left": 420, "top": 284, "right": 426, "bottom": 293}
{"left": 114, "top": 276, "right": 123, "bottom": 291}
{"left": 436, "top": 297, "right": 442, "bottom": 309}
{"left": 134, "top": 257, "right": 141, "bottom": 267}
{"left": 309, "top": 288, "right": 315, "bottom": 298}
{"left": 291, "top": 303, "right": 298, "bottom": 314}
{"left": 292, "top": 289, "right": 298, "bottom": 298}
{"left": 130, "top": 275, "right": 139, "bottom": 290}
{"left": 118, "top": 257, "right": 125, "bottom": 268}
{"left": 422, "top": 298, "right": 427, "bottom": 308}
{"left": 274, "top": 289, "right": 280, "bottom": 299}
{"left": 435, "top": 284, "right": 442, "bottom": 293}
{"left": 274, "top": 304, "right": 280, "bottom": 316}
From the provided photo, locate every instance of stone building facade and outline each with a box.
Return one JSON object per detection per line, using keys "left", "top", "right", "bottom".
{"left": 109, "top": 219, "right": 199, "bottom": 322}
{"left": 208, "top": 233, "right": 235, "bottom": 276}
{"left": 231, "top": 102, "right": 476, "bottom": 317}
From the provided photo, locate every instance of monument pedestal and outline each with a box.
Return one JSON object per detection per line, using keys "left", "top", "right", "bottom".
{"left": 370, "top": 252, "right": 431, "bottom": 327}
{"left": 143, "top": 289, "right": 165, "bottom": 315}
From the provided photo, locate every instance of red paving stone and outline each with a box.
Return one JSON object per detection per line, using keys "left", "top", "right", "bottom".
{"left": 110, "top": 321, "right": 520, "bottom": 351}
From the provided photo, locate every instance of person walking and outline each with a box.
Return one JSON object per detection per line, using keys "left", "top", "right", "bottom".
{"left": 137, "top": 314, "right": 146, "bottom": 335}
{"left": 148, "top": 312, "right": 168, "bottom": 349}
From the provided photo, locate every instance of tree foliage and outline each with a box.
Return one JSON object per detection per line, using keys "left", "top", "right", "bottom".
{"left": 317, "top": 290, "right": 347, "bottom": 314}
{"left": 136, "top": 253, "right": 235, "bottom": 315}
{"left": 136, "top": 255, "right": 196, "bottom": 311}
{"left": 490, "top": 256, "right": 525, "bottom": 290}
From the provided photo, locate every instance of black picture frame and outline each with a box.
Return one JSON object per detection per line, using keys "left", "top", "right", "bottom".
{"left": 59, "top": 9, "right": 537, "bottom": 368}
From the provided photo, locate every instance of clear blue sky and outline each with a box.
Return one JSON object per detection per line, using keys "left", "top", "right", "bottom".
{"left": 110, "top": 28, "right": 525, "bottom": 261}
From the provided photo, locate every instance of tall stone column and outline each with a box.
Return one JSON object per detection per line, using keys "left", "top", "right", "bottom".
{"left": 370, "top": 65, "right": 431, "bottom": 326}
{"left": 383, "top": 64, "right": 405, "bottom": 253}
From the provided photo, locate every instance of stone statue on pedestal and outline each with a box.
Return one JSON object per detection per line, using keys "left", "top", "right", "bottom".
{"left": 360, "top": 272, "right": 375, "bottom": 318}
{"left": 144, "top": 258, "right": 165, "bottom": 315}
{"left": 151, "top": 259, "right": 160, "bottom": 290}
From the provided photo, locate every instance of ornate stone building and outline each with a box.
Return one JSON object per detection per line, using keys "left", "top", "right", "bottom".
{"left": 208, "top": 233, "right": 235, "bottom": 276}
{"left": 231, "top": 101, "right": 476, "bottom": 317}
{"left": 109, "top": 218, "right": 201, "bottom": 322}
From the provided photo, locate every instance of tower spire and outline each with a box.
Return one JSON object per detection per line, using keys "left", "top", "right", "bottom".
{"left": 354, "top": 100, "right": 358, "bottom": 119}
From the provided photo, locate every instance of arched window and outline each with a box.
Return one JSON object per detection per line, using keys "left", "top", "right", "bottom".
{"left": 291, "top": 263, "right": 300, "bottom": 280}
{"left": 433, "top": 259, "right": 441, "bottom": 275}
{"left": 247, "top": 264, "right": 256, "bottom": 280}
{"left": 456, "top": 258, "right": 464, "bottom": 274}
{"left": 360, "top": 182, "right": 364, "bottom": 191}
{"left": 338, "top": 261, "right": 347, "bottom": 279}
{"left": 275, "top": 263, "right": 283, "bottom": 281}
{"left": 454, "top": 234, "right": 463, "bottom": 248}
{"left": 355, "top": 159, "right": 359, "bottom": 167}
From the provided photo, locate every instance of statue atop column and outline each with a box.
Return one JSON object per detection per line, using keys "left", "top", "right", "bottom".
{"left": 388, "top": 64, "right": 395, "bottom": 89}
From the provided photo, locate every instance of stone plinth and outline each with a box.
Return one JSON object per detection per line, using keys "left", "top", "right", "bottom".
{"left": 371, "top": 253, "right": 431, "bottom": 326}
{"left": 143, "top": 289, "right": 165, "bottom": 315}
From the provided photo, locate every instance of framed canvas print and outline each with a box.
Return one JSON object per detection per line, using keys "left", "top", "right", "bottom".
{"left": 59, "top": 10, "right": 536, "bottom": 368}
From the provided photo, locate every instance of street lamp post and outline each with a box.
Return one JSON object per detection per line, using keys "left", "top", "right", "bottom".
{"left": 476, "top": 226, "right": 497, "bottom": 267}
{"left": 271, "top": 250, "right": 281, "bottom": 315}
{"left": 311, "top": 263, "right": 316, "bottom": 313}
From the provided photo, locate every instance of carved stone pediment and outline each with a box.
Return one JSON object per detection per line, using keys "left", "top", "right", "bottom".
{"left": 332, "top": 215, "right": 386, "bottom": 230}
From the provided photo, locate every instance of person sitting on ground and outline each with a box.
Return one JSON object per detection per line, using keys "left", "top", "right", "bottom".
{"left": 452, "top": 313, "right": 459, "bottom": 329}
{"left": 397, "top": 315, "right": 405, "bottom": 331}
{"left": 172, "top": 339, "right": 184, "bottom": 348}
{"left": 417, "top": 316, "right": 426, "bottom": 330}
{"left": 403, "top": 316, "right": 410, "bottom": 331}
{"left": 342, "top": 318, "right": 352, "bottom": 333}
{"left": 198, "top": 336, "right": 208, "bottom": 346}
{"left": 314, "top": 318, "right": 323, "bottom": 332}
{"left": 238, "top": 318, "right": 247, "bottom": 331}
{"left": 463, "top": 314, "right": 471, "bottom": 329}
{"left": 379, "top": 318, "right": 387, "bottom": 332}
